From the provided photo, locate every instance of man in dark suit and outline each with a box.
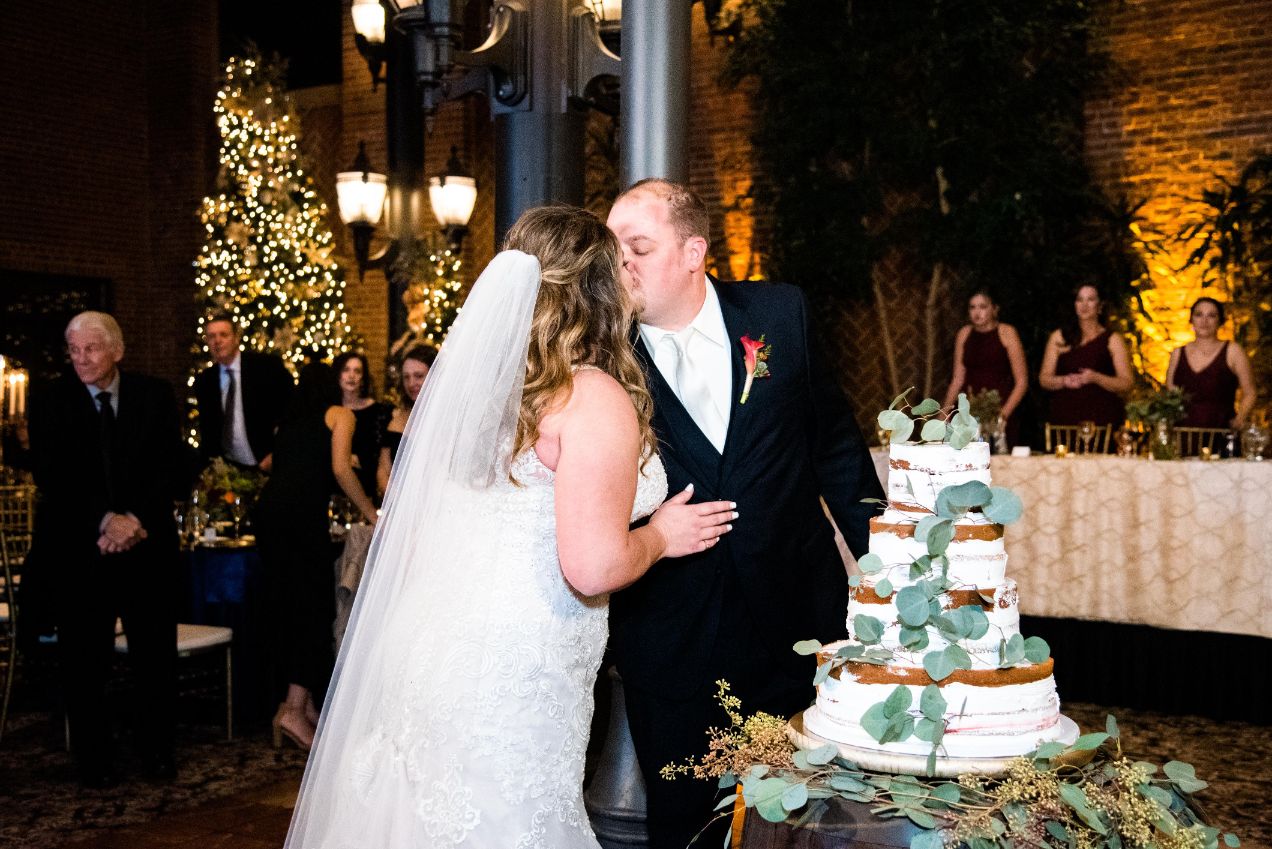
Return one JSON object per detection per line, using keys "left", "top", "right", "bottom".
{"left": 194, "top": 314, "right": 294, "bottom": 471}
{"left": 28, "top": 311, "right": 186, "bottom": 787}
{"left": 607, "top": 179, "right": 884, "bottom": 848}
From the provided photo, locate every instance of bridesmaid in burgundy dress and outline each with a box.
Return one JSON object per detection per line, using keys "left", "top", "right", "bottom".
{"left": 942, "top": 290, "right": 1028, "bottom": 447}
{"left": 1166, "top": 297, "right": 1256, "bottom": 429}
{"left": 1039, "top": 284, "right": 1133, "bottom": 430}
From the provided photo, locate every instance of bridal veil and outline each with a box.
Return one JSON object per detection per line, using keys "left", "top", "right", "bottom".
{"left": 283, "top": 250, "right": 543, "bottom": 847}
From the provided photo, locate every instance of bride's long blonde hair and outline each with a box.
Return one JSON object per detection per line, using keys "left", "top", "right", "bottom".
{"left": 505, "top": 205, "right": 656, "bottom": 467}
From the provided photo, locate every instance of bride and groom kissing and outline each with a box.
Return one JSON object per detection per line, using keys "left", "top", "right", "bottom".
{"left": 283, "top": 179, "right": 883, "bottom": 849}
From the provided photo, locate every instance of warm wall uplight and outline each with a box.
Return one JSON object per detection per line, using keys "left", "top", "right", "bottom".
{"left": 1127, "top": 211, "right": 1231, "bottom": 382}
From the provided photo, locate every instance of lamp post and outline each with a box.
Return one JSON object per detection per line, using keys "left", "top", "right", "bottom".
{"left": 429, "top": 145, "right": 477, "bottom": 252}
{"left": 352, "top": 0, "right": 619, "bottom": 246}
{"left": 335, "top": 142, "right": 389, "bottom": 278}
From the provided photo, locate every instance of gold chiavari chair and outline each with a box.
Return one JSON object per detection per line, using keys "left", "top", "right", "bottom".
{"left": 1044, "top": 423, "right": 1112, "bottom": 454}
{"left": 0, "top": 531, "right": 29, "bottom": 742}
{"left": 0, "top": 484, "right": 35, "bottom": 535}
{"left": 1174, "top": 426, "right": 1229, "bottom": 458}
{"left": 0, "top": 485, "right": 34, "bottom": 741}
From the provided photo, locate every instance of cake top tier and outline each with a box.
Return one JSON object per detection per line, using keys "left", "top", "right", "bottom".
{"left": 887, "top": 441, "right": 991, "bottom": 513}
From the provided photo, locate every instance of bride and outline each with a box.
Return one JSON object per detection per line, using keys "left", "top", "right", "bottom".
{"left": 283, "top": 206, "right": 736, "bottom": 848}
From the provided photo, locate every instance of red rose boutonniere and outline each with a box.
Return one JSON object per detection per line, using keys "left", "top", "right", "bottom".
{"left": 739, "top": 334, "right": 772, "bottom": 404}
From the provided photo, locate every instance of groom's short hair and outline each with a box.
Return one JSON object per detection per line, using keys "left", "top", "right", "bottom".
{"left": 617, "top": 178, "right": 710, "bottom": 246}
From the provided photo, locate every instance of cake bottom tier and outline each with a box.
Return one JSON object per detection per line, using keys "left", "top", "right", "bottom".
{"left": 808, "top": 657, "right": 1069, "bottom": 759}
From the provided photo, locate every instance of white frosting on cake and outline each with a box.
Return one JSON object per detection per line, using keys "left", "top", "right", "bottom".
{"left": 812, "top": 440, "right": 1064, "bottom": 762}
{"left": 806, "top": 659, "right": 1067, "bottom": 758}
{"left": 846, "top": 579, "right": 1020, "bottom": 670}
{"left": 887, "top": 441, "right": 991, "bottom": 512}
{"left": 868, "top": 511, "right": 1007, "bottom": 587}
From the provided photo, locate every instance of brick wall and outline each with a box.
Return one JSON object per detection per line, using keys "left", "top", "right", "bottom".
{"left": 5, "top": 0, "right": 1270, "bottom": 405}
{"left": 0, "top": 0, "right": 218, "bottom": 386}
{"left": 1084, "top": 0, "right": 1272, "bottom": 380}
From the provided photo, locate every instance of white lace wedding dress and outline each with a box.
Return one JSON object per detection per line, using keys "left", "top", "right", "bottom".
{"left": 288, "top": 447, "right": 667, "bottom": 849}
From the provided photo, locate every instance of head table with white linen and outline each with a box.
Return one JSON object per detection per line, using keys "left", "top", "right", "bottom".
{"left": 869, "top": 450, "right": 1272, "bottom": 640}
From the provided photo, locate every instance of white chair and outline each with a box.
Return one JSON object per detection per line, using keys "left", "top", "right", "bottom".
{"left": 114, "top": 622, "right": 235, "bottom": 741}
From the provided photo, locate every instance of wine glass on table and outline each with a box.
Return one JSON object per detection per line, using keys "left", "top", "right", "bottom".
{"left": 1078, "top": 420, "right": 1096, "bottom": 455}
{"left": 230, "top": 493, "right": 245, "bottom": 539}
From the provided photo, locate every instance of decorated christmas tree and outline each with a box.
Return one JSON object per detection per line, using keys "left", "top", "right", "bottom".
{"left": 193, "top": 52, "right": 353, "bottom": 371}
{"left": 399, "top": 245, "right": 463, "bottom": 356}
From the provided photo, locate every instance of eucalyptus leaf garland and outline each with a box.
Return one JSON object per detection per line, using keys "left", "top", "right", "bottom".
{"left": 664, "top": 684, "right": 1241, "bottom": 849}
{"left": 846, "top": 395, "right": 1046, "bottom": 761}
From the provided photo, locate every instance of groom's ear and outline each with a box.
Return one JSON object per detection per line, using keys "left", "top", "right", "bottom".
{"left": 683, "top": 235, "right": 708, "bottom": 272}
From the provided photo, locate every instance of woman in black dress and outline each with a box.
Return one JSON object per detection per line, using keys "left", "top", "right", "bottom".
{"left": 376, "top": 344, "right": 436, "bottom": 497}
{"left": 332, "top": 351, "right": 390, "bottom": 502}
{"left": 252, "top": 363, "right": 379, "bottom": 749}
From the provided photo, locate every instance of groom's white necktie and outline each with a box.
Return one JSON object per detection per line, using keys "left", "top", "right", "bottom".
{"left": 654, "top": 330, "right": 727, "bottom": 453}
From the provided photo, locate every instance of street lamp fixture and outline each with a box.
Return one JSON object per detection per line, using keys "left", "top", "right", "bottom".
{"left": 429, "top": 146, "right": 476, "bottom": 252}
{"left": 587, "top": 0, "right": 621, "bottom": 51}
{"left": 336, "top": 142, "right": 389, "bottom": 278}
{"left": 352, "top": 0, "right": 389, "bottom": 86}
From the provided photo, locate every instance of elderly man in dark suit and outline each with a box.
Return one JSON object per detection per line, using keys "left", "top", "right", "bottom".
{"left": 194, "top": 314, "right": 294, "bottom": 471}
{"left": 28, "top": 311, "right": 187, "bottom": 787}
{"left": 607, "top": 179, "right": 884, "bottom": 848}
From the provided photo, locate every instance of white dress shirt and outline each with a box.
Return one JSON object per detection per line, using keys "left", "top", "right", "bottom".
{"left": 220, "top": 353, "right": 257, "bottom": 466}
{"left": 639, "top": 281, "right": 732, "bottom": 452}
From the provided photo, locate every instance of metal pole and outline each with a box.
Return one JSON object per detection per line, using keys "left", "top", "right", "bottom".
{"left": 619, "top": 0, "right": 691, "bottom": 186}
{"left": 384, "top": 22, "right": 426, "bottom": 346}
{"left": 491, "top": 0, "right": 588, "bottom": 245}
{"left": 495, "top": 110, "right": 585, "bottom": 244}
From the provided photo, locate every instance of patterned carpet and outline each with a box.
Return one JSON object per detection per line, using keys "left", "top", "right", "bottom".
{"left": 0, "top": 706, "right": 308, "bottom": 849}
{"left": 1060, "top": 702, "right": 1271, "bottom": 848}
{"left": 0, "top": 700, "right": 1266, "bottom": 848}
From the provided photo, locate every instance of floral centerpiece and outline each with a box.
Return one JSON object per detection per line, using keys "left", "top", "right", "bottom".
{"left": 196, "top": 457, "right": 265, "bottom": 523}
{"left": 666, "top": 683, "right": 1240, "bottom": 849}
{"left": 1125, "top": 386, "right": 1188, "bottom": 429}
{"left": 967, "top": 388, "right": 1002, "bottom": 431}
{"left": 1125, "top": 386, "right": 1188, "bottom": 460}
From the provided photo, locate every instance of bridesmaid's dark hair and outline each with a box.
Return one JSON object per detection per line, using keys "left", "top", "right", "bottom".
{"left": 291, "top": 362, "right": 341, "bottom": 419}
{"left": 1190, "top": 296, "right": 1225, "bottom": 324}
{"left": 1060, "top": 284, "right": 1105, "bottom": 349}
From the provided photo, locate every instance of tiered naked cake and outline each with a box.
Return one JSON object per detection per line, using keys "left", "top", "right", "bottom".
{"left": 800, "top": 439, "right": 1077, "bottom": 768}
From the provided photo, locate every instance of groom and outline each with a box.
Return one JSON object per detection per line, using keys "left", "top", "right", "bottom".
{"left": 607, "top": 179, "right": 884, "bottom": 848}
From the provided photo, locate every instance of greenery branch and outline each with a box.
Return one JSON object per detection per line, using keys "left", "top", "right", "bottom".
{"left": 666, "top": 683, "right": 1240, "bottom": 849}
{"left": 1125, "top": 385, "right": 1189, "bottom": 427}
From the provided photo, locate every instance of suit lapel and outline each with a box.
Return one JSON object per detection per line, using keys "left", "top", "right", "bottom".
{"left": 716, "top": 282, "right": 759, "bottom": 468}
{"left": 237, "top": 353, "right": 252, "bottom": 420}
{"left": 114, "top": 372, "right": 139, "bottom": 465}
{"left": 632, "top": 331, "right": 722, "bottom": 489}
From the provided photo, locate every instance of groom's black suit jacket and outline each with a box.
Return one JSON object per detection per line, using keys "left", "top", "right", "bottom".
{"left": 610, "top": 280, "right": 884, "bottom": 698}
